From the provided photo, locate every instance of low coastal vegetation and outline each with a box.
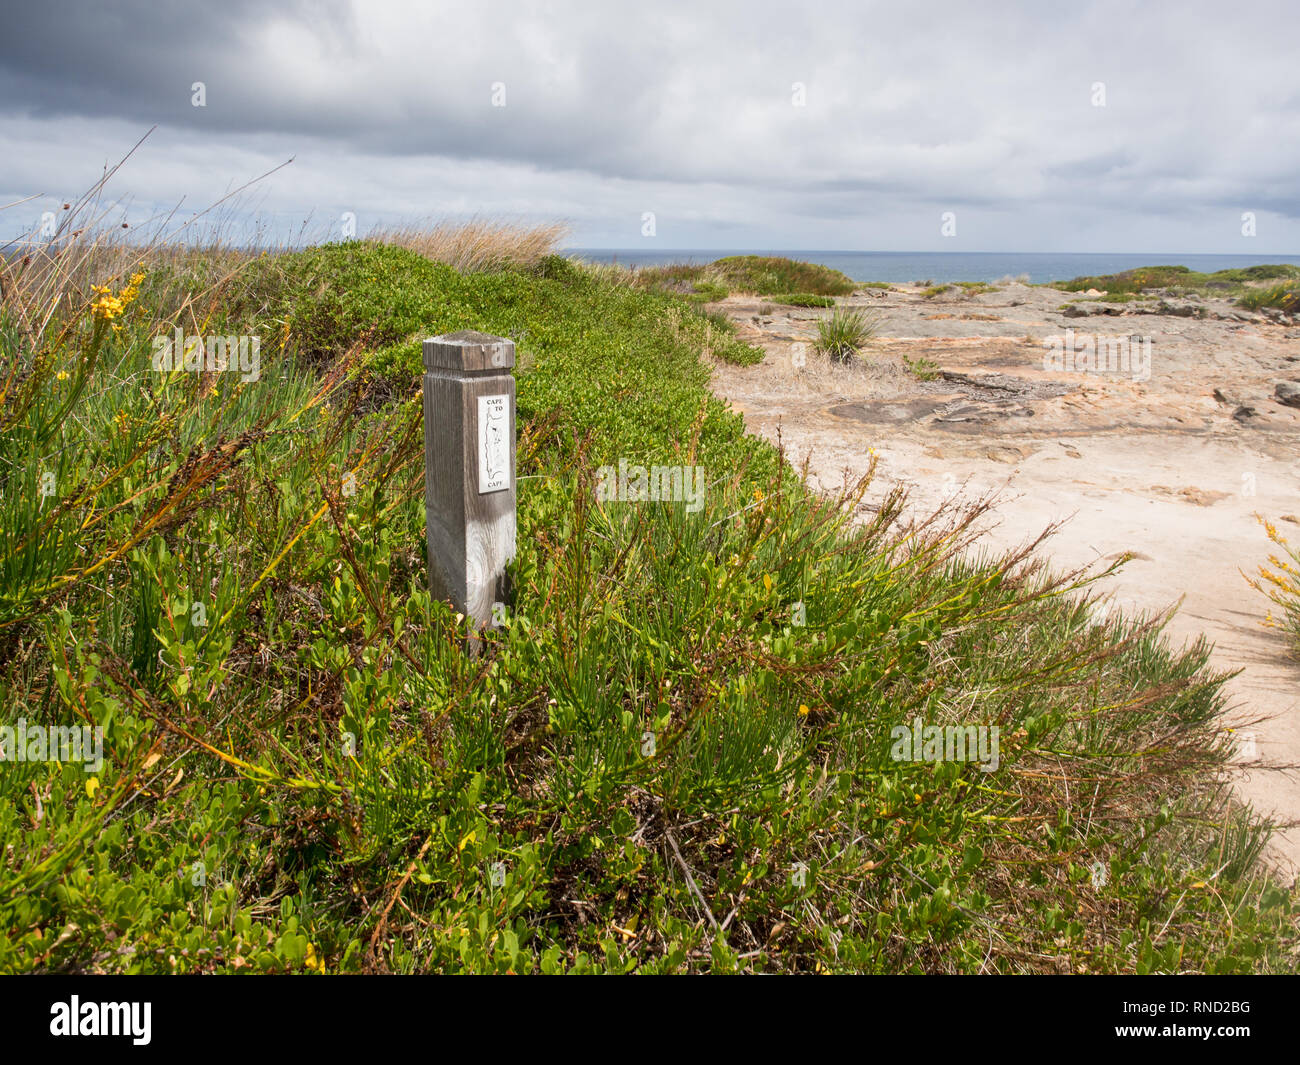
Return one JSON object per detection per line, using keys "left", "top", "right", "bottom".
{"left": 1, "top": 216, "right": 1295, "bottom": 974}
{"left": 902, "top": 353, "right": 940, "bottom": 381}
{"left": 764, "top": 292, "right": 835, "bottom": 308}
{"left": 708, "top": 256, "right": 855, "bottom": 298}
{"left": 1053, "top": 263, "right": 1300, "bottom": 312}
{"left": 923, "top": 282, "right": 998, "bottom": 300}
{"left": 629, "top": 255, "right": 855, "bottom": 303}
{"left": 1238, "top": 284, "right": 1300, "bottom": 314}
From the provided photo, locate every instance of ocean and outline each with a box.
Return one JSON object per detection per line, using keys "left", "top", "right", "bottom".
{"left": 565, "top": 249, "right": 1300, "bottom": 285}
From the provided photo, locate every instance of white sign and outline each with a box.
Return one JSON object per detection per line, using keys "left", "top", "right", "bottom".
{"left": 478, "top": 394, "right": 509, "bottom": 494}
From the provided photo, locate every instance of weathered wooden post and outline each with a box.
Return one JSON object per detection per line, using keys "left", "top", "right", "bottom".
{"left": 423, "top": 330, "right": 516, "bottom": 634}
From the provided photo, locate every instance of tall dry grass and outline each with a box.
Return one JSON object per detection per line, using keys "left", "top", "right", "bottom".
{"left": 0, "top": 136, "right": 291, "bottom": 354}
{"left": 371, "top": 219, "right": 569, "bottom": 273}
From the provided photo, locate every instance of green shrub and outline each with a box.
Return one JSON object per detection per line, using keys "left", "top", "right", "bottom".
{"left": 691, "top": 279, "right": 729, "bottom": 302}
{"left": 903, "top": 353, "right": 940, "bottom": 380}
{"left": 532, "top": 253, "right": 586, "bottom": 283}
{"left": 1239, "top": 264, "right": 1300, "bottom": 280}
{"left": 691, "top": 306, "right": 764, "bottom": 365}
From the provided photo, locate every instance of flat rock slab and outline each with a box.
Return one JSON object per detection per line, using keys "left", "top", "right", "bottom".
{"left": 829, "top": 397, "right": 949, "bottom": 424}
{"left": 936, "top": 370, "right": 1074, "bottom": 400}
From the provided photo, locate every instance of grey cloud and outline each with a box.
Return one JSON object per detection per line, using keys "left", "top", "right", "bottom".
{"left": 1, "top": 0, "right": 1298, "bottom": 250}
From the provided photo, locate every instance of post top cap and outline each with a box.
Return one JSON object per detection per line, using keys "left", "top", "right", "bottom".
{"left": 424, "top": 331, "right": 515, "bottom": 372}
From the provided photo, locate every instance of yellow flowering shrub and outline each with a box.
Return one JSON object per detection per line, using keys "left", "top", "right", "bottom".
{"left": 89, "top": 271, "right": 145, "bottom": 322}
{"left": 1245, "top": 515, "right": 1300, "bottom": 650}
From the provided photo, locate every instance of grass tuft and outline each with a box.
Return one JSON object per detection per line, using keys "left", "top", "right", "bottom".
{"left": 815, "top": 305, "right": 876, "bottom": 363}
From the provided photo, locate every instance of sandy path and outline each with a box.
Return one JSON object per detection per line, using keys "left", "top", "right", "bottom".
{"left": 709, "top": 282, "right": 1300, "bottom": 880}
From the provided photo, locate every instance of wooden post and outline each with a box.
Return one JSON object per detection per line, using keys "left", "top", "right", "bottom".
{"left": 423, "top": 330, "right": 516, "bottom": 632}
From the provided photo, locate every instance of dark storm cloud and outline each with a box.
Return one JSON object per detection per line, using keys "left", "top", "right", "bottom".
{"left": 0, "top": 1, "right": 306, "bottom": 121}
{"left": 0, "top": 0, "right": 668, "bottom": 178}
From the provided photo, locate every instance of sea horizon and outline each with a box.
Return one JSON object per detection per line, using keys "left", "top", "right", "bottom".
{"left": 566, "top": 249, "right": 1300, "bottom": 285}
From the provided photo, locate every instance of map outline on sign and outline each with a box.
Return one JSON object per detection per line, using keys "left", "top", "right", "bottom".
{"left": 478, "top": 394, "right": 509, "bottom": 494}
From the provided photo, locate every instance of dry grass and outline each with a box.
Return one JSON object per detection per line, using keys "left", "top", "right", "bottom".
{"left": 3, "top": 232, "right": 246, "bottom": 367}
{"left": 573, "top": 258, "right": 637, "bottom": 288}
{"left": 371, "top": 219, "right": 569, "bottom": 273}
{"left": 1, "top": 135, "right": 296, "bottom": 352}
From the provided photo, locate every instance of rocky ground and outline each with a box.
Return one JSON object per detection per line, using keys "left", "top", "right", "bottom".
{"left": 708, "top": 280, "right": 1300, "bottom": 880}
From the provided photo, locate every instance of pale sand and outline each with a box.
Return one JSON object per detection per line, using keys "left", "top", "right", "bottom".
{"left": 709, "top": 281, "right": 1300, "bottom": 881}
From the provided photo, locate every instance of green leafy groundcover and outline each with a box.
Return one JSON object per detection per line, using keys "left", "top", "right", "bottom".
{"left": 1, "top": 243, "right": 1295, "bottom": 974}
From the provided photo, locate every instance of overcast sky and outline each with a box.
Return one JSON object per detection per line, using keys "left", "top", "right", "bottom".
{"left": 2, "top": 0, "right": 1298, "bottom": 252}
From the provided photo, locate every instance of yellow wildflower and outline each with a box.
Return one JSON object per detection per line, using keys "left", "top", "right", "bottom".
{"left": 91, "top": 292, "right": 125, "bottom": 321}
{"left": 89, "top": 272, "right": 144, "bottom": 322}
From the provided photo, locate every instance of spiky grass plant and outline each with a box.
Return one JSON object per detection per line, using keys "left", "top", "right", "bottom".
{"left": 815, "top": 304, "right": 876, "bottom": 363}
